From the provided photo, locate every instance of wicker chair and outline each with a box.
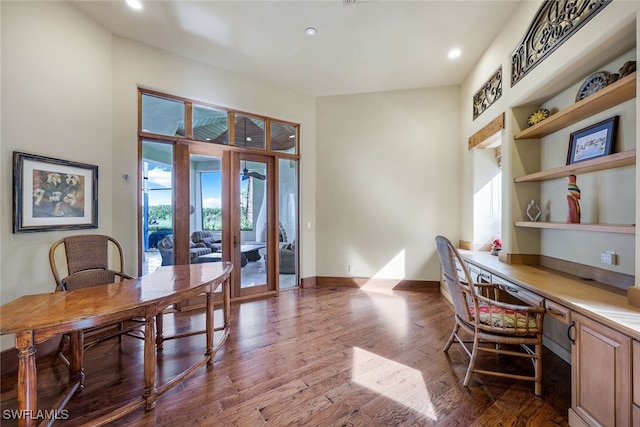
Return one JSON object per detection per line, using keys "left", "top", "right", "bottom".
{"left": 49, "top": 234, "right": 144, "bottom": 368}
{"left": 434, "top": 235, "right": 546, "bottom": 396}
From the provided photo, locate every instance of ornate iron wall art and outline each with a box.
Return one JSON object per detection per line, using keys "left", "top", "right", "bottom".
{"left": 473, "top": 67, "right": 502, "bottom": 120}
{"left": 511, "top": 0, "right": 612, "bottom": 87}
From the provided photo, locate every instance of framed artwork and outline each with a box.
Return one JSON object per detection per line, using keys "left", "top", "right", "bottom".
{"left": 13, "top": 152, "right": 98, "bottom": 233}
{"left": 566, "top": 116, "right": 618, "bottom": 165}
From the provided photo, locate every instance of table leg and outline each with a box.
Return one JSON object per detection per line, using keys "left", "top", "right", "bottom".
{"left": 143, "top": 311, "right": 157, "bottom": 410}
{"left": 15, "top": 331, "right": 36, "bottom": 427}
{"left": 205, "top": 290, "right": 214, "bottom": 366}
{"left": 224, "top": 276, "right": 231, "bottom": 331}
{"left": 68, "top": 330, "right": 85, "bottom": 391}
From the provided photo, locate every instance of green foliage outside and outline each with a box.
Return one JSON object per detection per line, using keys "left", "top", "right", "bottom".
{"left": 203, "top": 207, "right": 222, "bottom": 231}
{"left": 149, "top": 205, "right": 252, "bottom": 231}
{"left": 149, "top": 204, "right": 172, "bottom": 220}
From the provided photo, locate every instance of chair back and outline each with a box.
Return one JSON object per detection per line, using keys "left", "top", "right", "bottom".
{"left": 435, "top": 235, "right": 476, "bottom": 324}
{"left": 49, "top": 234, "right": 131, "bottom": 291}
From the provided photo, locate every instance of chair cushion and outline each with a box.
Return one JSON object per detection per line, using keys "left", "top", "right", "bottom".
{"left": 159, "top": 235, "right": 174, "bottom": 249}
{"left": 470, "top": 304, "right": 538, "bottom": 330}
{"left": 189, "top": 247, "right": 211, "bottom": 259}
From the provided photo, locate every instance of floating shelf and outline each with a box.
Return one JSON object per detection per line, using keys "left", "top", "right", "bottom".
{"left": 514, "top": 149, "right": 636, "bottom": 182}
{"left": 514, "top": 72, "right": 636, "bottom": 140}
{"left": 515, "top": 221, "right": 635, "bottom": 234}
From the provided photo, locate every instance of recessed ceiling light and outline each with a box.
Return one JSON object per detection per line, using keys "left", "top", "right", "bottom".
{"left": 305, "top": 27, "right": 317, "bottom": 36}
{"left": 126, "top": 0, "right": 143, "bottom": 10}
{"left": 448, "top": 48, "right": 461, "bottom": 59}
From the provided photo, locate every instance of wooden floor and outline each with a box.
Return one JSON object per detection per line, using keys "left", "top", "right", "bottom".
{"left": 1, "top": 286, "right": 571, "bottom": 426}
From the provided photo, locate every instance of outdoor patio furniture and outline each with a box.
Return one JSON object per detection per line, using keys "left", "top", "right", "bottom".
{"left": 157, "top": 234, "right": 211, "bottom": 266}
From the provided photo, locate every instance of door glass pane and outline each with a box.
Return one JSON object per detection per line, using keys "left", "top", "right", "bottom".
{"left": 142, "top": 140, "right": 173, "bottom": 274}
{"left": 235, "top": 114, "right": 265, "bottom": 149}
{"left": 278, "top": 158, "right": 298, "bottom": 288}
{"left": 190, "top": 154, "right": 223, "bottom": 265}
{"left": 240, "top": 160, "right": 267, "bottom": 288}
{"left": 141, "top": 94, "right": 186, "bottom": 137}
{"left": 192, "top": 104, "right": 229, "bottom": 144}
{"left": 271, "top": 122, "right": 297, "bottom": 154}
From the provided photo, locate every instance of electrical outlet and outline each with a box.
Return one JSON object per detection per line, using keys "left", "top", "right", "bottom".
{"left": 348, "top": 265, "right": 354, "bottom": 274}
{"left": 601, "top": 251, "right": 616, "bottom": 266}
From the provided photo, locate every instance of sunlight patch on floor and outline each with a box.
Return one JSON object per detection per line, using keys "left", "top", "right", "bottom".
{"left": 351, "top": 347, "right": 437, "bottom": 421}
{"left": 355, "top": 291, "right": 409, "bottom": 336}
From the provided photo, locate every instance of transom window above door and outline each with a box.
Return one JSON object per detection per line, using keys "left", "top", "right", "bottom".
{"left": 139, "top": 90, "right": 298, "bottom": 155}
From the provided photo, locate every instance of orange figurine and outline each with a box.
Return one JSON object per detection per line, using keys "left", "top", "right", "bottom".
{"left": 567, "top": 174, "right": 581, "bottom": 223}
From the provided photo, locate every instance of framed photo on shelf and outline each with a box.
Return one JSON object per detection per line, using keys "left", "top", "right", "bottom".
{"left": 566, "top": 116, "right": 618, "bottom": 165}
{"left": 13, "top": 152, "right": 98, "bottom": 233}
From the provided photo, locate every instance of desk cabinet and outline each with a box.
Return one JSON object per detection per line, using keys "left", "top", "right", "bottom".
{"left": 569, "top": 312, "right": 632, "bottom": 427}
{"left": 461, "top": 254, "right": 640, "bottom": 427}
{"left": 634, "top": 340, "right": 639, "bottom": 427}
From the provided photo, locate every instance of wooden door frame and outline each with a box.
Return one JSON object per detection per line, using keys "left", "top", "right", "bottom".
{"left": 232, "top": 152, "right": 278, "bottom": 299}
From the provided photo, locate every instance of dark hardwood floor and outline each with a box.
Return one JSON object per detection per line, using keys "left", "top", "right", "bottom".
{"left": 1, "top": 287, "right": 571, "bottom": 426}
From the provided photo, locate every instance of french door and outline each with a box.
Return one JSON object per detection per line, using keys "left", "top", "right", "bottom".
{"left": 138, "top": 90, "right": 300, "bottom": 301}
{"left": 187, "top": 147, "right": 277, "bottom": 299}
{"left": 141, "top": 142, "right": 289, "bottom": 300}
{"left": 232, "top": 152, "right": 276, "bottom": 299}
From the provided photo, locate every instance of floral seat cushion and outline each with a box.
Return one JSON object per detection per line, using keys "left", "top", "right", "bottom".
{"left": 469, "top": 304, "right": 538, "bottom": 330}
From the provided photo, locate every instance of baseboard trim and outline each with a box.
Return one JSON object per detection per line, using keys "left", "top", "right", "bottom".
{"left": 316, "top": 276, "right": 439, "bottom": 292}
{"left": 301, "top": 276, "right": 317, "bottom": 289}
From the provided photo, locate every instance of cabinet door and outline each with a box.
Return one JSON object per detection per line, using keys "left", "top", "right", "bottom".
{"left": 571, "top": 313, "right": 632, "bottom": 427}
{"left": 634, "top": 340, "right": 639, "bottom": 427}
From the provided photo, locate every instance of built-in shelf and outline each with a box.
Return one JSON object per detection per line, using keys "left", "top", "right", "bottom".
{"left": 514, "top": 149, "right": 636, "bottom": 182}
{"left": 514, "top": 72, "right": 637, "bottom": 140}
{"left": 514, "top": 221, "right": 636, "bottom": 234}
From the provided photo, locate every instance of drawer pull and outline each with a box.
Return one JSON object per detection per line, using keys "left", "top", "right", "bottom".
{"left": 567, "top": 321, "right": 576, "bottom": 344}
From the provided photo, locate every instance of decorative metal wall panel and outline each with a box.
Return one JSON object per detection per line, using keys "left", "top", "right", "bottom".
{"left": 511, "top": 0, "right": 612, "bottom": 87}
{"left": 473, "top": 67, "right": 502, "bottom": 120}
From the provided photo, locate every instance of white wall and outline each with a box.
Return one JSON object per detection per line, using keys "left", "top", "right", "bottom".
{"left": 1, "top": 1, "right": 114, "bottom": 350}
{"left": 0, "top": 1, "right": 316, "bottom": 351}
{"left": 460, "top": 1, "right": 639, "bottom": 278}
{"left": 316, "top": 87, "right": 460, "bottom": 281}
{"left": 111, "top": 36, "right": 316, "bottom": 277}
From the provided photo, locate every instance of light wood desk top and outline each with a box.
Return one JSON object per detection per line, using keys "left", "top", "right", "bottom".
{"left": 460, "top": 251, "right": 640, "bottom": 341}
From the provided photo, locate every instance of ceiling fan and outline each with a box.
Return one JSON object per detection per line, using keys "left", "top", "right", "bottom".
{"left": 241, "top": 167, "right": 266, "bottom": 181}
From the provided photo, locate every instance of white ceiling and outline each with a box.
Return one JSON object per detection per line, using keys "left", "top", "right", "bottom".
{"left": 70, "top": 0, "right": 521, "bottom": 97}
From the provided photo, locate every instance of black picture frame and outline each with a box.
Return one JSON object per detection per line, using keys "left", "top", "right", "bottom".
{"left": 13, "top": 152, "right": 98, "bottom": 233}
{"left": 567, "top": 116, "right": 618, "bottom": 165}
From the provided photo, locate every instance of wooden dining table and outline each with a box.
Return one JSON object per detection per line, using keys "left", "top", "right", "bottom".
{"left": 0, "top": 262, "right": 232, "bottom": 427}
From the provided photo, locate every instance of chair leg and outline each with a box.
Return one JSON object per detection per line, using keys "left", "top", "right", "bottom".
{"left": 443, "top": 323, "right": 459, "bottom": 352}
{"left": 534, "top": 342, "right": 543, "bottom": 396}
{"left": 463, "top": 334, "right": 480, "bottom": 387}
{"left": 155, "top": 314, "right": 164, "bottom": 353}
{"left": 52, "top": 334, "right": 69, "bottom": 367}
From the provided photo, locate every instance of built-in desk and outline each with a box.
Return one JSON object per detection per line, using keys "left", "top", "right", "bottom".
{"left": 459, "top": 251, "right": 640, "bottom": 427}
